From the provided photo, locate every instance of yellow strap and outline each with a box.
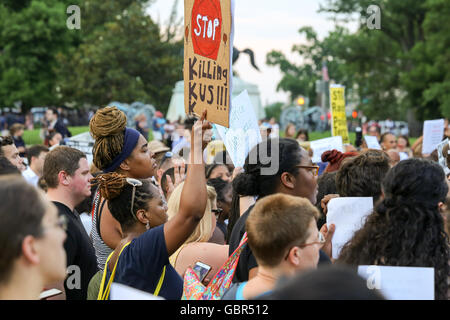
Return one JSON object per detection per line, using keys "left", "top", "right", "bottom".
{"left": 154, "top": 266, "right": 166, "bottom": 296}
{"left": 97, "top": 242, "right": 167, "bottom": 299}
{"left": 97, "top": 241, "right": 131, "bottom": 300}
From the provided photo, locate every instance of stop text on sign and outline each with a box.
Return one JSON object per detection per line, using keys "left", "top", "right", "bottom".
{"left": 191, "top": 0, "right": 222, "bottom": 60}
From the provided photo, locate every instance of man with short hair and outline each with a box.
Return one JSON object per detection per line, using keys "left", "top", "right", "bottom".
{"left": 0, "top": 135, "right": 25, "bottom": 171}
{"left": 43, "top": 146, "right": 97, "bottom": 300}
{"left": 45, "top": 108, "right": 71, "bottom": 139}
{"left": 22, "top": 145, "right": 49, "bottom": 186}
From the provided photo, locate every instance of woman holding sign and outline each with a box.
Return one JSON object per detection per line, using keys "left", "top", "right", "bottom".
{"left": 228, "top": 138, "right": 335, "bottom": 284}
{"left": 337, "top": 158, "right": 449, "bottom": 300}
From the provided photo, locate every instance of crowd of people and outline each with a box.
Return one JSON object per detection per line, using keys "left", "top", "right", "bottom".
{"left": 0, "top": 105, "right": 449, "bottom": 301}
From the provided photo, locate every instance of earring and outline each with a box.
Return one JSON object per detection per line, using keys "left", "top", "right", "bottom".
{"left": 146, "top": 221, "right": 150, "bottom": 230}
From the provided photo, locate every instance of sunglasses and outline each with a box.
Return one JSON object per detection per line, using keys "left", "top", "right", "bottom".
{"left": 295, "top": 165, "right": 319, "bottom": 177}
{"left": 126, "top": 177, "right": 143, "bottom": 221}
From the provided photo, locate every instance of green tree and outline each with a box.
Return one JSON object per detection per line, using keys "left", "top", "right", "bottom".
{"left": 55, "top": 0, "right": 183, "bottom": 113}
{"left": 264, "top": 102, "right": 284, "bottom": 122}
{"left": 0, "top": 0, "right": 78, "bottom": 112}
{"left": 420, "top": 0, "right": 450, "bottom": 118}
{"left": 266, "top": 26, "right": 354, "bottom": 108}
{"left": 319, "top": 0, "right": 445, "bottom": 121}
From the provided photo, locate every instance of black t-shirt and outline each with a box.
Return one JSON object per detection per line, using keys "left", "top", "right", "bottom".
{"left": 53, "top": 201, "right": 98, "bottom": 300}
{"left": 228, "top": 204, "right": 331, "bottom": 283}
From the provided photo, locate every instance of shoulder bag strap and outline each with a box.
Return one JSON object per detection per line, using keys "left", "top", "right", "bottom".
{"left": 97, "top": 241, "right": 131, "bottom": 300}
{"left": 154, "top": 266, "right": 166, "bottom": 296}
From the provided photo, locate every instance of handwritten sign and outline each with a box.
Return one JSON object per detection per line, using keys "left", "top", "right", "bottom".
{"left": 364, "top": 135, "right": 382, "bottom": 150}
{"left": 215, "top": 90, "right": 262, "bottom": 167}
{"left": 184, "top": 0, "right": 233, "bottom": 127}
{"left": 326, "top": 197, "right": 373, "bottom": 259}
{"left": 310, "top": 136, "right": 343, "bottom": 163}
{"left": 357, "top": 266, "right": 434, "bottom": 300}
{"left": 330, "top": 84, "right": 350, "bottom": 144}
{"left": 422, "top": 119, "right": 444, "bottom": 154}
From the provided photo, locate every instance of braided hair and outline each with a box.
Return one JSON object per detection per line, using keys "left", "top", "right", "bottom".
{"left": 338, "top": 158, "right": 450, "bottom": 300}
{"left": 89, "top": 106, "right": 128, "bottom": 171}
{"left": 91, "top": 172, "right": 158, "bottom": 231}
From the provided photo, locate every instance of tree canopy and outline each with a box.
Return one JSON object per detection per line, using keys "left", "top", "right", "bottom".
{"left": 0, "top": 0, "right": 183, "bottom": 114}
{"left": 266, "top": 0, "right": 450, "bottom": 121}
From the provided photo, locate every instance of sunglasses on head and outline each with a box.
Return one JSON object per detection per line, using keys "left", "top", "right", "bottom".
{"left": 126, "top": 178, "right": 143, "bottom": 221}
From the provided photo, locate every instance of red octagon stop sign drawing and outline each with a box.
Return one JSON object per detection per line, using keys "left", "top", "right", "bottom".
{"left": 191, "top": 0, "right": 222, "bottom": 61}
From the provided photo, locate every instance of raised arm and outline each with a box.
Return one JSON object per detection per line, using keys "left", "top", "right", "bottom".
{"left": 164, "top": 110, "right": 211, "bottom": 255}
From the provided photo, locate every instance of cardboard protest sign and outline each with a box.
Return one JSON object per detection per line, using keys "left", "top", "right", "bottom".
{"left": 184, "top": 0, "right": 233, "bottom": 127}
{"left": 422, "top": 119, "right": 444, "bottom": 155}
{"left": 215, "top": 90, "right": 262, "bottom": 167}
{"left": 357, "top": 266, "right": 434, "bottom": 300}
{"left": 310, "top": 136, "right": 343, "bottom": 163}
{"left": 330, "top": 84, "right": 350, "bottom": 144}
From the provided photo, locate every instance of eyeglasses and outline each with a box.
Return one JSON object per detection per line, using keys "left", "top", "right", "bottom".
{"left": 295, "top": 165, "right": 319, "bottom": 177}
{"left": 212, "top": 208, "right": 223, "bottom": 215}
{"left": 299, "top": 232, "right": 326, "bottom": 248}
{"left": 126, "top": 177, "right": 143, "bottom": 221}
{"left": 284, "top": 232, "right": 326, "bottom": 260}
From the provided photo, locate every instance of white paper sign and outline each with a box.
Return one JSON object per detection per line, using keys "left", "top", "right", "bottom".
{"left": 310, "top": 136, "right": 344, "bottom": 163}
{"left": 422, "top": 119, "right": 444, "bottom": 154}
{"left": 364, "top": 135, "right": 382, "bottom": 150}
{"left": 357, "top": 266, "right": 434, "bottom": 300}
{"left": 215, "top": 90, "right": 262, "bottom": 167}
{"left": 326, "top": 197, "right": 373, "bottom": 259}
{"left": 110, "top": 283, "right": 165, "bottom": 300}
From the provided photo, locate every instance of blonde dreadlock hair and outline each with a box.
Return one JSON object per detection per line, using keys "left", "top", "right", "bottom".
{"left": 90, "top": 106, "right": 128, "bottom": 171}
{"left": 91, "top": 172, "right": 159, "bottom": 231}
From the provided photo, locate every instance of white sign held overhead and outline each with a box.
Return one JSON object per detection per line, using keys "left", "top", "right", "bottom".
{"left": 422, "top": 119, "right": 444, "bottom": 155}
{"left": 326, "top": 197, "right": 373, "bottom": 260}
{"left": 357, "top": 266, "right": 434, "bottom": 300}
{"left": 215, "top": 90, "right": 262, "bottom": 168}
{"left": 364, "top": 135, "right": 382, "bottom": 150}
{"left": 310, "top": 136, "right": 343, "bottom": 163}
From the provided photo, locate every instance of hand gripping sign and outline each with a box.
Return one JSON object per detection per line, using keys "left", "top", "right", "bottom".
{"left": 184, "top": 0, "right": 233, "bottom": 128}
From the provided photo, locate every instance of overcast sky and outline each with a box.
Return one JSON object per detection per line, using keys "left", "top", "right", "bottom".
{"left": 146, "top": 0, "right": 358, "bottom": 106}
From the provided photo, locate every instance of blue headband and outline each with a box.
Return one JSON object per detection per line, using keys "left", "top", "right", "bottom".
{"left": 103, "top": 128, "right": 141, "bottom": 173}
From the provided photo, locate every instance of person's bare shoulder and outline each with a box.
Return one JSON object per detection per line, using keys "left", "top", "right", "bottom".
{"left": 175, "top": 243, "right": 229, "bottom": 280}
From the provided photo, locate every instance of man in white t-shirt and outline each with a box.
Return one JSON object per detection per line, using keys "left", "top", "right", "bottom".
{"left": 22, "top": 145, "right": 49, "bottom": 186}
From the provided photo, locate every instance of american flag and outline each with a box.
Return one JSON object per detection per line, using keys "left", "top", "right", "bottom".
{"left": 322, "top": 61, "right": 329, "bottom": 82}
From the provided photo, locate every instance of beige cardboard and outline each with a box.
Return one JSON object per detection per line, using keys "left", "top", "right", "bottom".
{"left": 184, "top": 0, "right": 232, "bottom": 127}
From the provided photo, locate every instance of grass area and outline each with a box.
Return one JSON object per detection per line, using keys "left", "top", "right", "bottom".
{"left": 23, "top": 126, "right": 416, "bottom": 147}
{"left": 23, "top": 126, "right": 90, "bottom": 146}
{"left": 23, "top": 126, "right": 154, "bottom": 146}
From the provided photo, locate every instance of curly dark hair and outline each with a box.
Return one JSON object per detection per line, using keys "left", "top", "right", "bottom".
{"left": 337, "top": 158, "right": 450, "bottom": 300}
